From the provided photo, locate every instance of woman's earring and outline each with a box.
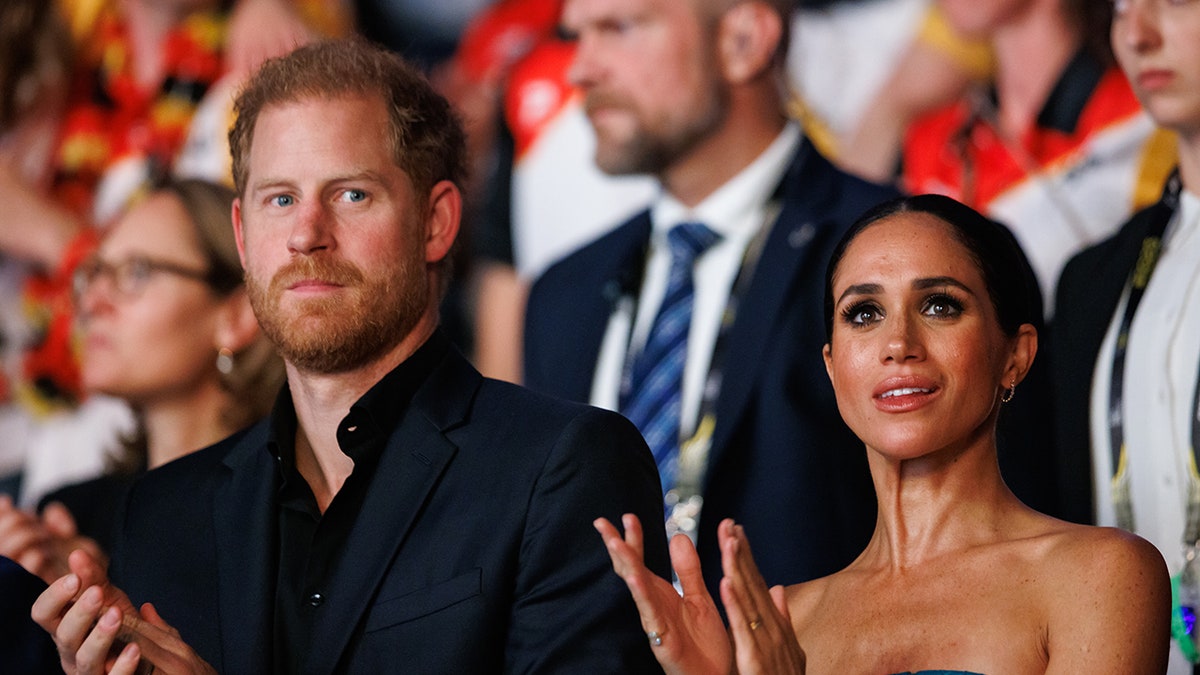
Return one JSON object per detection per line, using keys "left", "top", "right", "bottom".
{"left": 216, "top": 347, "right": 234, "bottom": 376}
{"left": 1001, "top": 379, "right": 1016, "bottom": 404}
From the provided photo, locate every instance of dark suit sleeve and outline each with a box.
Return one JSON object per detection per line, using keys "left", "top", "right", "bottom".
{"left": 0, "top": 556, "right": 62, "bottom": 674}
{"left": 505, "top": 407, "right": 668, "bottom": 673}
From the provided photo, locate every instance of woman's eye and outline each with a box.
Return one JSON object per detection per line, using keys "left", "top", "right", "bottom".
{"left": 922, "top": 295, "right": 963, "bottom": 318}
{"left": 124, "top": 259, "right": 153, "bottom": 285}
{"left": 842, "top": 302, "right": 881, "bottom": 326}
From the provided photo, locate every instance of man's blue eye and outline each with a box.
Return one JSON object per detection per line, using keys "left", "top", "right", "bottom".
{"left": 343, "top": 189, "right": 366, "bottom": 202}
{"left": 271, "top": 195, "right": 294, "bottom": 207}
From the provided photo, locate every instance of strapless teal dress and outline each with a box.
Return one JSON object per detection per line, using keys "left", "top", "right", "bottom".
{"left": 891, "top": 671, "right": 984, "bottom": 675}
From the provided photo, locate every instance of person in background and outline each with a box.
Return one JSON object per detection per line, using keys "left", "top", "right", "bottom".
{"left": 599, "top": 194, "right": 1169, "bottom": 675}
{"left": 471, "top": 11, "right": 659, "bottom": 382}
{"left": 1053, "top": 0, "right": 1200, "bottom": 671}
{"left": 0, "top": 0, "right": 74, "bottom": 498}
{"left": 902, "top": 0, "right": 1170, "bottom": 309}
{"left": 32, "top": 39, "right": 668, "bottom": 673}
{"left": 795, "top": 0, "right": 992, "bottom": 182}
{"left": 524, "top": 0, "right": 898, "bottom": 600}
{"left": 0, "top": 179, "right": 283, "bottom": 584}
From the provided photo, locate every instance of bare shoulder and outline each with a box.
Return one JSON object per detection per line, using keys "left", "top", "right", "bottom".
{"left": 1029, "top": 520, "right": 1167, "bottom": 610}
{"left": 1039, "top": 522, "right": 1166, "bottom": 587}
{"left": 1033, "top": 521, "right": 1170, "bottom": 673}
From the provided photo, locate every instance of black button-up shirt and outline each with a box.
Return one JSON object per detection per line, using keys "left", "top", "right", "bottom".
{"left": 270, "top": 330, "right": 447, "bottom": 673}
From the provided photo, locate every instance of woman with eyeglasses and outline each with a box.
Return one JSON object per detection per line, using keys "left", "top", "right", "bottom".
{"left": 0, "top": 179, "right": 283, "bottom": 583}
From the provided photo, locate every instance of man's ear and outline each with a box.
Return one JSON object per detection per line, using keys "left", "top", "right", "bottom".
{"left": 717, "top": 1, "right": 783, "bottom": 84}
{"left": 424, "top": 180, "right": 462, "bottom": 264}
{"left": 232, "top": 198, "right": 247, "bottom": 268}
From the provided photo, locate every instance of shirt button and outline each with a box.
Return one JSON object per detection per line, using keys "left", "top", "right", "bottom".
{"left": 308, "top": 593, "right": 324, "bottom": 608}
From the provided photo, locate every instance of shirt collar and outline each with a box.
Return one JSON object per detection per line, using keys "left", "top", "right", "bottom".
{"left": 973, "top": 49, "right": 1106, "bottom": 136}
{"left": 1168, "top": 188, "right": 1200, "bottom": 248}
{"left": 267, "top": 329, "right": 449, "bottom": 471}
{"left": 650, "top": 122, "right": 801, "bottom": 240}
{"left": 1035, "top": 48, "right": 1106, "bottom": 134}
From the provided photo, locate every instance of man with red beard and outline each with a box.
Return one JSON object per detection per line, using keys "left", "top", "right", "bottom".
{"left": 30, "top": 39, "right": 669, "bottom": 674}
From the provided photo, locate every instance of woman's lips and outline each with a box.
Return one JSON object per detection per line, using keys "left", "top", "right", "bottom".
{"left": 873, "top": 377, "right": 939, "bottom": 413}
{"left": 1137, "top": 69, "right": 1175, "bottom": 92}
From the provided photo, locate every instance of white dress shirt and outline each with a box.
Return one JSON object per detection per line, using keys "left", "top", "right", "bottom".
{"left": 590, "top": 123, "right": 802, "bottom": 439}
{"left": 1089, "top": 189, "right": 1200, "bottom": 675}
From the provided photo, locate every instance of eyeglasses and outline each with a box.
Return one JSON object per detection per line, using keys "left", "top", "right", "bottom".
{"left": 73, "top": 255, "right": 214, "bottom": 303}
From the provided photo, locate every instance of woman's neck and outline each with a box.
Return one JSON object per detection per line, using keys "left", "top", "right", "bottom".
{"left": 990, "top": 3, "right": 1084, "bottom": 140}
{"left": 1176, "top": 133, "right": 1200, "bottom": 195}
{"left": 861, "top": 436, "right": 1024, "bottom": 571}
{"left": 140, "top": 381, "right": 233, "bottom": 469}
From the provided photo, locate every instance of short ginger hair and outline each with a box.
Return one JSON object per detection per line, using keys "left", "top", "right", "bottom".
{"left": 228, "top": 39, "right": 467, "bottom": 204}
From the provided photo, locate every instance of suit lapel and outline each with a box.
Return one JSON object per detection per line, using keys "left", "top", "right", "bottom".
{"left": 707, "top": 143, "right": 835, "bottom": 468}
{"left": 213, "top": 426, "right": 277, "bottom": 674}
{"left": 302, "top": 349, "right": 476, "bottom": 674}
{"left": 556, "top": 214, "right": 652, "bottom": 401}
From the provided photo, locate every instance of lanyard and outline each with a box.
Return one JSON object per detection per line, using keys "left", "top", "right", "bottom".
{"left": 1106, "top": 170, "right": 1200, "bottom": 545}
{"left": 617, "top": 203, "right": 778, "bottom": 542}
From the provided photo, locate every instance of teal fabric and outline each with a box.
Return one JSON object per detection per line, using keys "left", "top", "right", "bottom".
{"left": 891, "top": 671, "right": 984, "bottom": 675}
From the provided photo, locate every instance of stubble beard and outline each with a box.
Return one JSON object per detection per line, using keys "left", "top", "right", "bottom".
{"left": 587, "top": 80, "right": 727, "bottom": 177}
{"left": 246, "top": 253, "right": 429, "bottom": 375}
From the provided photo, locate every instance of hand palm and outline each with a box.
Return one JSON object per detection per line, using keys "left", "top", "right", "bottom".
{"left": 596, "top": 516, "right": 731, "bottom": 675}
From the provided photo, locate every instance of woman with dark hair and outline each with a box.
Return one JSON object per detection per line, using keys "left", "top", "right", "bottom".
{"left": 0, "top": 179, "right": 284, "bottom": 583}
{"left": 596, "top": 194, "right": 1169, "bottom": 674}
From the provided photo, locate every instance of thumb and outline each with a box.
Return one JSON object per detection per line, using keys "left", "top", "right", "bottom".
{"left": 139, "top": 602, "right": 181, "bottom": 637}
{"left": 41, "top": 502, "right": 78, "bottom": 538}
{"left": 770, "top": 584, "right": 791, "bottom": 621}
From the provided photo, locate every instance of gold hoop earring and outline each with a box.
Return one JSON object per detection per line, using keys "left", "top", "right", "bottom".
{"left": 1001, "top": 379, "right": 1016, "bottom": 404}
{"left": 216, "top": 347, "right": 234, "bottom": 376}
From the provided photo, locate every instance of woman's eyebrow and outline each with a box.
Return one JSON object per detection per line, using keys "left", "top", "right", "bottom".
{"left": 912, "top": 276, "right": 974, "bottom": 295}
{"left": 835, "top": 283, "right": 882, "bottom": 306}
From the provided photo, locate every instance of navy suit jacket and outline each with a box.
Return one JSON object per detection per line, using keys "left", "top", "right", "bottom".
{"left": 111, "top": 345, "right": 669, "bottom": 674}
{"left": 525, "top": 138, "right": 898, "bottom": 595}
{"left": 1052, "top": 195, "right": 1174, "bottom": 524}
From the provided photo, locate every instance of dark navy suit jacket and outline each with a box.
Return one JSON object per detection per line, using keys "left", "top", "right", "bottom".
{"left": 524, "top": 138, "right": 898, "bottom": 595}
{"left": 110, "top": 345, "right": 669, "bottom": 674}
{"left": 0, "top": 556, "right": 61, "bottom": 674}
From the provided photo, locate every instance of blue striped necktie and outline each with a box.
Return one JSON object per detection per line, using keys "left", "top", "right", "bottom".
{"left": 622, "top": 222, "right": 721, "bottom": 493}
